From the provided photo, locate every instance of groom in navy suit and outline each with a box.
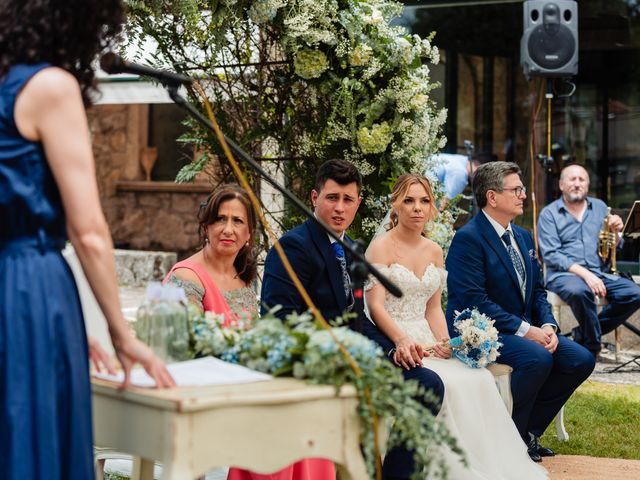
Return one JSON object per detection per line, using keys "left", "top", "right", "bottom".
{"left": 261, "top": 159, "right": 444, "bottom": 480}
{"left": 446, "top": 162, "right": 595, "bottom": 462}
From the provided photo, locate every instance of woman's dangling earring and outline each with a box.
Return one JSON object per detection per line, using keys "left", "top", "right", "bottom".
{"left": 390, "top": 209, "right": 398, "bottom": 228}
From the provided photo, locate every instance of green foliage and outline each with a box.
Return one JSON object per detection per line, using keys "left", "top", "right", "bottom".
{"left": 541, "top": 381, "right": 640, "bottom": 459}
{"left": 124, "top": 0, "right": 448, "bottom": 241}
{"left": 190, "top": 308, "right": 463, "bottom": 478}
{"left": 174, "top": 150, "right": 210, "bottom": 183}
{"left": 104, "top": 473, "right": 130, "bottom": 480}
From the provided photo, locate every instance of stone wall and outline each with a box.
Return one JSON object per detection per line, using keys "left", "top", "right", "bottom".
{"left": 88, "top": 104, "right": 210, "bottom": 258}
{"left": 114, "top": 249, "right": 177, "bottom": 287}
{"left": 89, "top": 104, "right": 145, "bottom": 196}
{"left": 107, "top": 190, "right": 206, "bottom": 255}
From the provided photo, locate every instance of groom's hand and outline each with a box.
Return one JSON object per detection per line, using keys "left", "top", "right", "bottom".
{"left": 524, "top": 326, "right": 552, "bottom": 347}
{"left": 393, "top": 336, "right": 424, "bottom": 370}
{"left": 542, "top": 325, "right": 559, "bottom": 353}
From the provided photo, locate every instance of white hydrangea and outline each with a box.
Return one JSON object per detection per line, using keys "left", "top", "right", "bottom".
{"left": 364, "top": 8, "right": 384, "bottom": 25}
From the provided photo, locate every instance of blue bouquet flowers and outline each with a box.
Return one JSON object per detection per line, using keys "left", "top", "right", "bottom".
{"left": 448, "top": 308, "right": 501, "bottom": 368}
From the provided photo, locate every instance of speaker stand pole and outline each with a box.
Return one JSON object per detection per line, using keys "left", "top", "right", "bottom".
{"left": 544, "top": 79, "right": 554, "bottom": 205}
{"left": 464, "top": 140, "right": 477, "bottom": 218}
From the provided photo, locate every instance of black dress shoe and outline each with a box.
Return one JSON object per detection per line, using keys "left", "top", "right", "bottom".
{"left": 527, "top": 433, "right": 555, "bottom": 459}
{"left": 526, "top": 445, "right": 542, "bottom": 463}
{"left": 537, "top": 443, "right": 556, "bottom": 457}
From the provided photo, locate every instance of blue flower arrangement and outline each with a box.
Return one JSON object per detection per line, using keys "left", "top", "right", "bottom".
{"left": 448, "top": 308, "right": 502, "bottom": 368}
{"left": 185, "top": 308, "right": 462, "bottom": 479}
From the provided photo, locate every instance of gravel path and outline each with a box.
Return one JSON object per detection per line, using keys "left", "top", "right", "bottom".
{"left": 545, "top": 455, "right": 640, "bottom": 480}
{"left": 589, "top": 348, "right": 640, "bottom": 385}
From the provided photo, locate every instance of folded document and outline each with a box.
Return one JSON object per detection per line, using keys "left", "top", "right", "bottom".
{"left": 94, "top": 356, "right": 272, "bottom": 388}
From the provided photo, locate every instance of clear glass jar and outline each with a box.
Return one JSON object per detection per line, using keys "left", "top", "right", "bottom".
{"left": 135, "top": 283, "right": 190, "bottom": 363}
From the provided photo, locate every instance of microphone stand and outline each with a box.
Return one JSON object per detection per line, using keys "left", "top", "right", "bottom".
{"left": 165, "top": 85, "right": 402, "bottom": 332}
{"left": 348, "top": 239, "right": 370, "bottom": 333}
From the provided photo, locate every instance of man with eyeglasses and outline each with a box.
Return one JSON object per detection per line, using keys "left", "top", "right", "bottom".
{"left": 537, "top": 164, "right": 640, "bottom": 358}
{"left": 445, "top": 162, "right": 595, "bottom": 463}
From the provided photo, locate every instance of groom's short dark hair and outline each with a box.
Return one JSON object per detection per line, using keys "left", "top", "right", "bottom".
{"left": 315, "top": 159, "right": 362, "bottom": 193}
{"left": 473, "top": 161, "right": 522, "bottom": 208}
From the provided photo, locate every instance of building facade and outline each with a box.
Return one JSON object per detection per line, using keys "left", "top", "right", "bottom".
{"left": 402, "top": 0, "right": 640, "bottom": 271}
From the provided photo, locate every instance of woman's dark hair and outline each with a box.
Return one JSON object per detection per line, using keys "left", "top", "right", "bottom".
{"left": 314, "top": 159, "right": 362, "bottom": 193}
{"left": 0, "top": 0, "right": 125, "bottom": 105}
{"left": 198, "top": 184, "right": 258, "bottom": 284}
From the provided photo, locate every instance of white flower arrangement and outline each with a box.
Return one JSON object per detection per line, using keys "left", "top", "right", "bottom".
{"left": 191, "top": 310, "right": 240, "bottom": 357}
{"left": 126, "top": 0, "right": 447, "bottom": 241}
{"left": 356, "top": 121, "right": 393, "bottom": 154}
{"left": 293, "top": 48, "right": 329, "bottom": 79}
{"left": 248, "top": 0, "right": 286, "bottom": 23}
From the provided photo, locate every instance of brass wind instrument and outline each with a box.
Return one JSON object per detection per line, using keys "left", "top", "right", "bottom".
{"left": 598, "top": 207, "right": 618, "bottom": 274}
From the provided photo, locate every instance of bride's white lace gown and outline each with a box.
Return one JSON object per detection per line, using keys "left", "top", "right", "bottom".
{"left": 368, "top": 263, "right": 548, "bottom": 480}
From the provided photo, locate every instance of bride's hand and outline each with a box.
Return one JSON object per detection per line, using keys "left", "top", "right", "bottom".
{"left": 393, "top": 336, "right": 425, "bottom": 370}
{"left": 432, "top": 340, "right": 452, "bottom": 359}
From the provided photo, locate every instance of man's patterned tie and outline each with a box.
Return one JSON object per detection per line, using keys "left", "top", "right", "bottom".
{"left": 331, "top": 242, "right": 354, "bottom": 309}
{"left": 501, "top": 232, "right": 526, "bottom": 282}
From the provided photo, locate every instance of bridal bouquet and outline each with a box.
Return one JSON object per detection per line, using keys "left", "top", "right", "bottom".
{"left": 448, "top": 308, "right": 501, "bottom": 368}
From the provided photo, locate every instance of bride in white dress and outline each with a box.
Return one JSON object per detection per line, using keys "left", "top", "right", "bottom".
{"left": 365, "top": 174, "right": 547, "bottom": 480}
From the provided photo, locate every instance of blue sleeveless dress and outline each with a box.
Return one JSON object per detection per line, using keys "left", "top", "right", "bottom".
{"left": 0, "top": 64, "right": 94, "bottom": 479}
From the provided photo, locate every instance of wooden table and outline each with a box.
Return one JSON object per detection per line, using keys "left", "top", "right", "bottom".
{"left": 92, "top": 378, "right": 369, "bottom": 480}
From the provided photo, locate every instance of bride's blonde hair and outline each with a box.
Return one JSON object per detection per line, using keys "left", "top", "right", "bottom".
{"left": 386, "top": 174, "right": 438, "bottom": 234}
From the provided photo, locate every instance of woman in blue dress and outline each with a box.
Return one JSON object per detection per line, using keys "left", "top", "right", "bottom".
{"left": 0, "top": 2, "right": 175, "bottom": 479}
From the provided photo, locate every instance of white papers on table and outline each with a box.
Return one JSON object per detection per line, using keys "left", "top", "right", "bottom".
{"left": 94, "top": 356, "right": 272, "bottom": 388}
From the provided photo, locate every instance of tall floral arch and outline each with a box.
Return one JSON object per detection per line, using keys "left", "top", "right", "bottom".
{"left": 126, "top": 0, "right": 448, "bottom": 242}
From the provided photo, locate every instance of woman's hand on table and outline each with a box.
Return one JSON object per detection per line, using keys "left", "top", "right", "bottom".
{"left": 88, "top": 336, "right": 116, "bottom": 375}
{"left": 113, "top": 335, "right": 176, "bottom": 389}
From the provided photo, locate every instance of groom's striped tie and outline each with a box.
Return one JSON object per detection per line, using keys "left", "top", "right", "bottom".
{"left": 501, "top": 232, "right": 526, "bottom": 282}
{"left": 331, "top": 242, "right": 354, "bottom": 310}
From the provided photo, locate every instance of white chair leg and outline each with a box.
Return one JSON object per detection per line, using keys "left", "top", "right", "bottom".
{"left": 555, "top": 406, "right": 569, "bottom": 441}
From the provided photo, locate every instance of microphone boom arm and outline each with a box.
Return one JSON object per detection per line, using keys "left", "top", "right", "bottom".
{"left": 165, "top": 85, "right": 403, "bottom": 304}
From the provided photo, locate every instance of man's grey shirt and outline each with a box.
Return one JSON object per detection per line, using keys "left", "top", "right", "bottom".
{"left": 537, "top": 196, "right": 616, "bottom": 284}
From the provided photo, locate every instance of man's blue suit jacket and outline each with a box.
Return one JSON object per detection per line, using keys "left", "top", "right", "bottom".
{"left": 445, "top": 212, "right": 557, "bottom": 336}
{"left": 261, "top": 219, "right": 352, "bottom": 323}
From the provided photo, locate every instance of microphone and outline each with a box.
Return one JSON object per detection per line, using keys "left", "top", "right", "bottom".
{"left": 100, "top": 52, "right": 192, "bottom": 86}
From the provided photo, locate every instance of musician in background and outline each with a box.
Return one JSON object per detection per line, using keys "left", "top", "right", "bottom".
{"left": 537, "top": 164, "right": 640, "bottom": 358}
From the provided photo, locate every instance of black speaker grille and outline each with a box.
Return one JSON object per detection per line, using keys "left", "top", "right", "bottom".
{"left": 527, "top": 24, "right": 575, "bottom": 69}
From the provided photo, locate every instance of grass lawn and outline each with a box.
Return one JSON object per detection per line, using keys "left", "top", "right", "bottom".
{"left": 541, "top": 380, "right": 640, "bottom": 459}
